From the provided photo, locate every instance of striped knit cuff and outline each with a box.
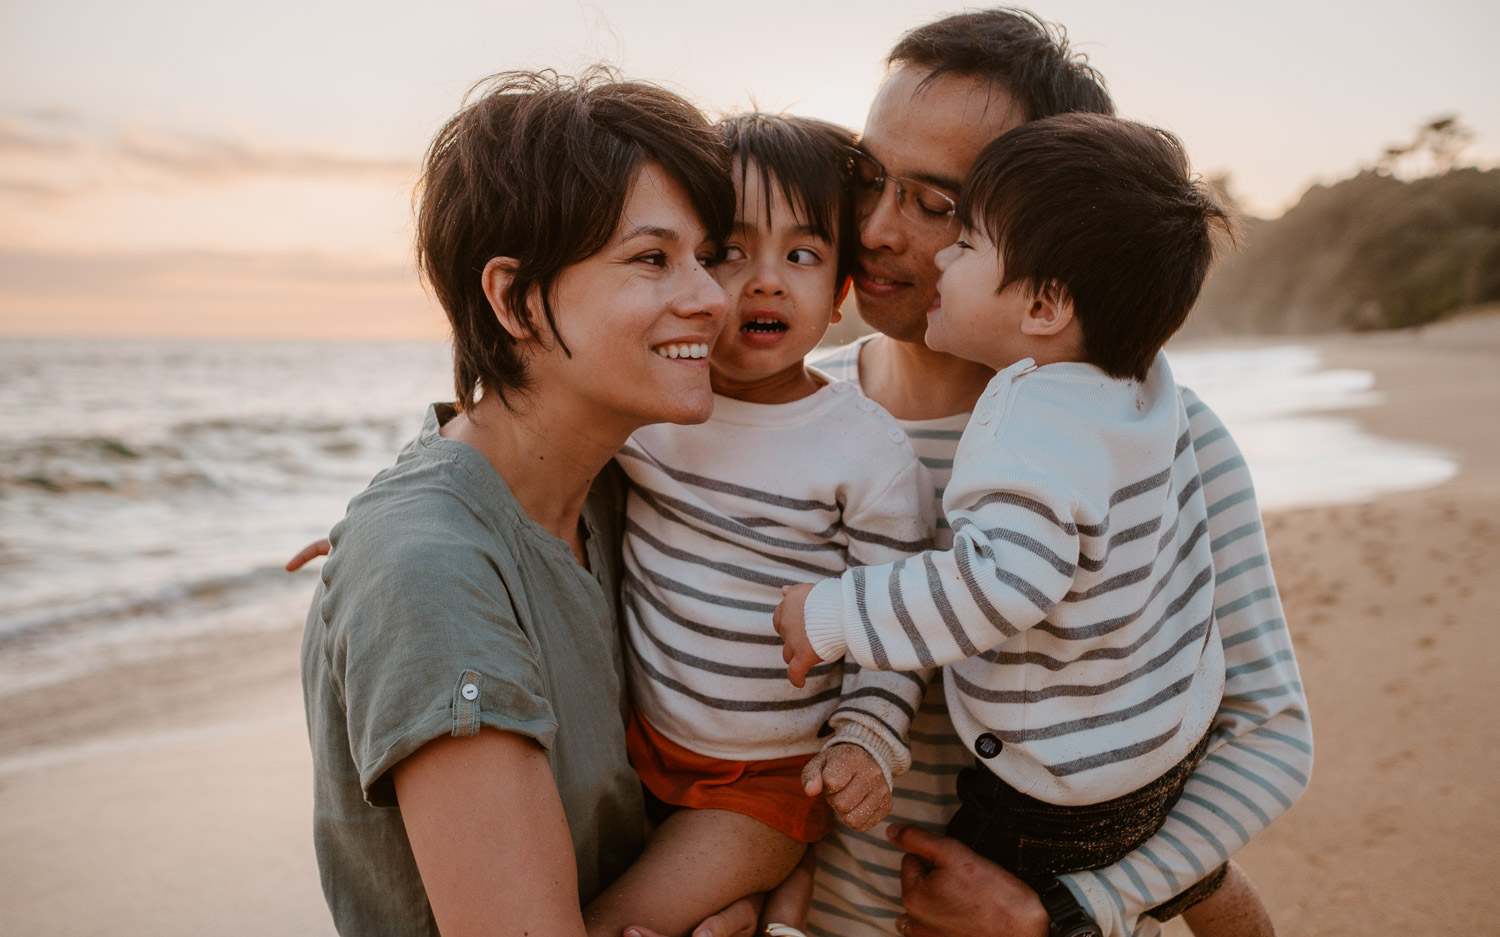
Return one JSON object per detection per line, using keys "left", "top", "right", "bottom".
{"left": 1057, "top": 872, "right": 1120, "bottom": 937}
{"left": 824, "top": 720, "right": 899, "bottom": 791}
{"left": 803, "top": 579, "right": 849, "bottom": 661}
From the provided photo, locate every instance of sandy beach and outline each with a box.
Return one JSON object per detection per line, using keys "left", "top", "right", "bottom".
{"left": 3, "top": 314, "right": 1498, "bottom": 937}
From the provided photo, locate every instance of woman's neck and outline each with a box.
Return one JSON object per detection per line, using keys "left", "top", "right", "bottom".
{"left": 439, "top": 393, "right": 626, "bottom": 563}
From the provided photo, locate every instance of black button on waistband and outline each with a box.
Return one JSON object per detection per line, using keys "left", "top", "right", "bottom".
{"left": 975, "top": 733, "right": 1003, "bottom": 759}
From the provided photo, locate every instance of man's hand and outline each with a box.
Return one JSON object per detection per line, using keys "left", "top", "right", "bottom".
{"left": 285, "top": 538, "right": 331, "bottom": 572}
{"left": 773, "top": 583, "right": 821, "bottom": 688}
{"left": 887, "top": 823, "right": 1049, "bottom": 937}
{"left": 802, "top": 743, "right": 892, "bottom": 832}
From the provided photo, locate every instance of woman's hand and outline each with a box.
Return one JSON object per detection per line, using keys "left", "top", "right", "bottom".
{"left": 285, "top": 538, "right": 331, "bottom": 572}
{"left": 772, "top": 584, "right": 821, "bottom": 687}
{"left": 887, "top": 823, "right": 1049, "bottom": 937}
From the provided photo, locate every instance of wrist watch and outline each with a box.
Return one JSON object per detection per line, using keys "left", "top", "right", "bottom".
{"left": 1035, "top": 877, "right": 1103, "bottom": 937}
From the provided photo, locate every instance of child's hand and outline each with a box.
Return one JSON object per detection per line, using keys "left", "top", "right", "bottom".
{"left": 802, "top": 743, "right": 893, "bottom": 832}
{"left": 773, "top": 584, "right": 821, "bottom": 688}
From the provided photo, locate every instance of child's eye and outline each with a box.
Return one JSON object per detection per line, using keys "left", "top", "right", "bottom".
{"left": 954, "top": 240, "right": 973, "bottom": 251}
{"left": 719, "top": 245, "right": 747, "bottom": 264}
{"left": 787, "top": 248, "right": 821, "bottom": 266}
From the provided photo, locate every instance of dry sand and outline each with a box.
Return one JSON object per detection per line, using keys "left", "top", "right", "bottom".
{"left": 4, "top": 314, "right": 1498, "bottom": 936}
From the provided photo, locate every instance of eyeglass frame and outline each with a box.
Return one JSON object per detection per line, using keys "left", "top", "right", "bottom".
{"left": 847, "top": 148, "right": 960, "bottom": 234}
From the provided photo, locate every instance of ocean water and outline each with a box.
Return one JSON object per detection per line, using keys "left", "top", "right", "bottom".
{"left": 0, "top": 338, "right": 1455, "bottom": 693}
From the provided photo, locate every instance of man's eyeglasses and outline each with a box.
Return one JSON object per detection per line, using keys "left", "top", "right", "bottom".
{"left": 848, "top": 149, "right": 958, "bottom": 233}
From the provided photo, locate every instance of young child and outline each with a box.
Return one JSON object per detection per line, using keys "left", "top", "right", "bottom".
{"left": 775, "top": 113, "right": 1243, "bottom": 911}
{"left": 581, "top": 114, "right": 935, "bottom": 937}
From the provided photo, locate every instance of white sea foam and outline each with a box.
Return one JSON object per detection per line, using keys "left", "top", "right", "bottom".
{"left": 1168, "top": 345, "right": 1457, "bottom": 510}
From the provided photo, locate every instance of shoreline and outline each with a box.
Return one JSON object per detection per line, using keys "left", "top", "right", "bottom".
{"left": 4, "top": 317, "right": 1498, "bottom": 935}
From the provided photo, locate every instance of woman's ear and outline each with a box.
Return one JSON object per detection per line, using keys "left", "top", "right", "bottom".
{"left": 481, "top": 257, "right": 530, "bottom": 341}
{"left": 1019, "top": 280, "right": 1075, "bottom": 337}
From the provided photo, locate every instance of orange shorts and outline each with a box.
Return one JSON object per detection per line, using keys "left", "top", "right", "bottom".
{"left": 625, "top": 709, "right": 834, "bottom": 843}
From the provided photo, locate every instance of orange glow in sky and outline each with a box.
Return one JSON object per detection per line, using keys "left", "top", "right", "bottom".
{"left": 3, "top": 0, "right": 1496, "bottom": 339}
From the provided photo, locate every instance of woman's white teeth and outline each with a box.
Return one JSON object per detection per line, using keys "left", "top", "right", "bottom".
{"left": 655, "top": 343, "right": 708, "bottom": 359}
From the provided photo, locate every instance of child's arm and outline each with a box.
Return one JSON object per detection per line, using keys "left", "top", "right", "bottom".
{"left": 785, "top": 455, "right": 1081, "bottom": 676}
{"left": 800, "top": 448, "right": 936, "bottom": 824}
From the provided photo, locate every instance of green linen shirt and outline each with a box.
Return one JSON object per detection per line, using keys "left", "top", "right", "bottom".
{"left": 301, "top": 403, "right": 645, "bottom": 935}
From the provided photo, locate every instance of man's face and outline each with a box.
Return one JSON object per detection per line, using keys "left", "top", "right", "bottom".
{"left": 854, "top": 66, "right": 1025, "bottom": 345}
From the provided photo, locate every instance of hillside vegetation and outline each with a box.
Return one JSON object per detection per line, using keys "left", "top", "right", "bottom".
{"left": 1186, "top": 167, "right": 1500, "bottom": 336}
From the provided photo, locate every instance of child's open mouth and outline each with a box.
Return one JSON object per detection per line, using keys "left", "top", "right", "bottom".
{"left": 739, "top": 314, "right": 791, "bottom": 349}
{"left": 742, "top": 316, "right": 789, "bottom": 335}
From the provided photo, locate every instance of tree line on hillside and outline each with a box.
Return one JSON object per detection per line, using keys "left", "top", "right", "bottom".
{"left": 1186, "top": 117, "right": 1500, "bottom": 336}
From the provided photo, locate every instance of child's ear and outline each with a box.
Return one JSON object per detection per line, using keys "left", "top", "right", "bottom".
{"left": 481, "top": 257, "right": 533, "bottom": 342}
{"left": 831, "top": 275, "right": 852, "bottom": 323}
{"left": 1019, "top": 280, "right": 1074, "bottom": 337}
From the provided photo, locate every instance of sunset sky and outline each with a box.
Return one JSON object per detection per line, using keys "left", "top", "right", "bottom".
{"left": 3, "top": 0, "right": 1497, "bottom": 339}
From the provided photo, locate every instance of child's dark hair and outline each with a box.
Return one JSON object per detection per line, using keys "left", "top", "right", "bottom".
{"left": 417, "top": 68, "right": 733, "bottom": 412}
{"left": 717, "top": 113, "right": 858, "bottom": 285}
{"left": 958, "top": 113, "right": 1235, "bottom": 381}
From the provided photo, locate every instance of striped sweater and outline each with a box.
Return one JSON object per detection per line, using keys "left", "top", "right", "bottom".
{"left": 802, "top": 353, "right": 1223, "bottom": 804}
{"left": 805, "top": 337, "right": 1311, "bottom": 937}
{"left": 617, "top": 376, "right": 935, "bottom": 779}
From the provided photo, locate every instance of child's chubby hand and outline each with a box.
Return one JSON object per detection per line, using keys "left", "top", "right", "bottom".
{"left": 802, "top": 743, "right": 893, "bottom": 832}
{"left": 773, "top": 583, "right": 823, "bottom": 688}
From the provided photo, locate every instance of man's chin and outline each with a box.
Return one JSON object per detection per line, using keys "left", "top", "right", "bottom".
{"left": 853, "top": 289, "right": 933, "bottom": 345}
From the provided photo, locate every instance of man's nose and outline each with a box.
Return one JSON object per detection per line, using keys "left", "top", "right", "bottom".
{"left": 858, "top": 184, "right": 907, "bottom": 253}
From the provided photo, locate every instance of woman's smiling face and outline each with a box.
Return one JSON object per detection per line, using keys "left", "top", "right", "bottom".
{"left": 521, "top": 161, "right": 728, "bottom": 433}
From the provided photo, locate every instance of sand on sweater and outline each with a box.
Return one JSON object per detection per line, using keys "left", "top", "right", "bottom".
{"left": 3, "top": 314, "right": 1499, "bottom": 937}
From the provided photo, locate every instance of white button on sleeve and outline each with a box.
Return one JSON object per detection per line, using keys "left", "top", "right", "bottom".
{"left": 461, "top": 682, "right": 479, "bottom": 701}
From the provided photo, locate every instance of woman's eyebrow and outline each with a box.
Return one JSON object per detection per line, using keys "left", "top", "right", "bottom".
{"left": 618, "top": 224, "right": 681, "bottom": 243}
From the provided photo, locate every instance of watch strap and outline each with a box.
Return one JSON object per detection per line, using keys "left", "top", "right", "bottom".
{"left": 1035, "top": 877, "right": 1103, "bottom": 937}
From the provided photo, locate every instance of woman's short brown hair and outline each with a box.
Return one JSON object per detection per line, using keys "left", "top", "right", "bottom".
{"left": 416, "top": 69, "right": 733, "bottom": 411}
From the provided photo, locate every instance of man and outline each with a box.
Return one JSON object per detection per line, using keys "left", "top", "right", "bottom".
{"left": 806, "top": 10, "right": 1311, "bottom": 937}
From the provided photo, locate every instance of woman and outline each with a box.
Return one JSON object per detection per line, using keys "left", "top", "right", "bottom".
{"left": 300, "top": 70, "right": 744, "bottom": 936}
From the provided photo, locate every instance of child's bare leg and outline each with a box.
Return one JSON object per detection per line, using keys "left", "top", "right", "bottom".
{"left": 759, "top": 842, "right": 817, "bottom": 931}
{"left": 584, "top": 807, "right": 806, "bottom": 937}
{"left": 1181, "top": 862, "right": 1275, "bottom": 937}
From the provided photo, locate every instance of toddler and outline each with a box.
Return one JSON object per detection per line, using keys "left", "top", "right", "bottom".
{"left": 583, "top": 114, "right": 934, "bottom": 937}
{"left": 775, "top": 113, "right": 1239, "bottom": 911}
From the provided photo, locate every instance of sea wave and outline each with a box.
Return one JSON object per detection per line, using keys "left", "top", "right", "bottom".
{"left": 0, "top": 563, "right": 308, "bottom": 643}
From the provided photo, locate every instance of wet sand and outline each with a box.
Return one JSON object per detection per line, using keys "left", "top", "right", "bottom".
{"left": 4, "top": 314, "right": 1498, "bottom": 936}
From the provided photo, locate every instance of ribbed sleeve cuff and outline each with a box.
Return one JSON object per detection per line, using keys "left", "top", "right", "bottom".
{"left": 824, "top": 721, "right": 899, "bottom": 790}
{"left": 803, "top": 579, "right": 849, "bottom": 661}
{"left": 1059, "top": 871, "right": 1121, "bottom": 937}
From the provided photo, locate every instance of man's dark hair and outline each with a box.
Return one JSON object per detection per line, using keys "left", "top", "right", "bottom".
{"left": 416, "top": 69, "right": 733, "bottom": 412}
{"left": 888, "top": 8, "right": 1114, "bottom": 120}
{"left": 959, "top": 113, "right": 1235, "bottom": 382}
{"left": 717, "top": 113, "right": 858, "bottom": 285}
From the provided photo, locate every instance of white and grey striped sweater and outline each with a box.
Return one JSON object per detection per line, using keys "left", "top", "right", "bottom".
{"left": 806, "top": 337, "right": 1311, "bottom": 937}
{"left": 804, "top": 354, "right": 1224, "bottom": 804}
{"left": 617, "top": 377, "right": 935, "bottom": 778}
